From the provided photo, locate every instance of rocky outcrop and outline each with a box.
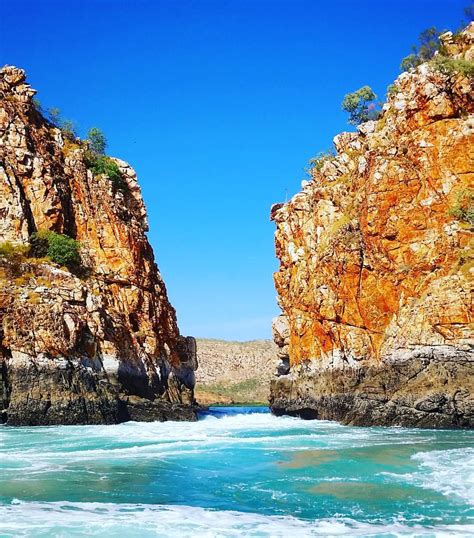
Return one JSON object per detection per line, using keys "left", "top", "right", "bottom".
{"left": 0, "top": 66, "right": 198, "bottom": 425}
{"left": 270, "top": 26, "right": 474, "bottom": 428}
{"left": 194, "top": 339, "right": 277, "bottom": 404}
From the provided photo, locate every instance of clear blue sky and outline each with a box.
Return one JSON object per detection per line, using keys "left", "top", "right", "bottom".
{"left": 0, "top": 0, "right": 468, "bottom": 340}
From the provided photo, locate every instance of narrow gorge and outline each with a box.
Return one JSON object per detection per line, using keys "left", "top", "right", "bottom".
{"left": 0, "top": 66, "right": 197, "bottom": 425}
{"left": 270, "top": 25, "right": 474, "bottom": 428}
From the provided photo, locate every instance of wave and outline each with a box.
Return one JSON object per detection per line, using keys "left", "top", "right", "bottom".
{"left": 1, "top": 500, "right": 472, "bottom": 538}
{"left": 412, "top": 447, "right": 474, "bottom": 504}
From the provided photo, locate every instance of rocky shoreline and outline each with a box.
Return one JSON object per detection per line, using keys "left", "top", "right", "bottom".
{"left": 270, "top": 346, "right": 474, "bottom": 428}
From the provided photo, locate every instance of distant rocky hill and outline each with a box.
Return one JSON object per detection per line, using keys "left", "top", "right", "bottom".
{"left": 195, "top": 339, "right": 277, "bottom": 405}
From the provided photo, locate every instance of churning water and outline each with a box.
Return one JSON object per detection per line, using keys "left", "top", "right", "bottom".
{"left": 0, "top": 406, "right": 473, "bottom": 537}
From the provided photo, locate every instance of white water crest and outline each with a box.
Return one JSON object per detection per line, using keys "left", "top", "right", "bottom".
{"left": 1, "top": 409, "right": 473, "bottom": 537}
{"left": 1, "top": 500, "right": 473, "bottom": 538}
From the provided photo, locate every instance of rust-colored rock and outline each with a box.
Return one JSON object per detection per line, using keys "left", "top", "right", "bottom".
{"left": 0, "top": 65, "right": 197, "bottom": 425}
{"left": 270, "top": 26, "right": 474, "bottom": 428}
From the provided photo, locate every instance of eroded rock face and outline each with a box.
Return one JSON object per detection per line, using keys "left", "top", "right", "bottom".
{"left": 270, "top": 26, "right": 474, "bottom": 428}
{"left": 0, "top": 65, "right": 197, "bottom": 425}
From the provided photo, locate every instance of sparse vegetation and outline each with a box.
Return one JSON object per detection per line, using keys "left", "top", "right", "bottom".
{"left": 32, "top": 97, "right": 43, "bottom": 113}
{"left": 40, "top": 106, "right": 125, "bottom": 192}
{"left": 83, "top": 127, "right": 127, "bottom": 191}
{"left": 84, "top": 152, "right": 127, "bottom": 192}
{"left": 86, "top": 127, "right": 107, "bottom": 155}
{"left": 308, "top": 150, "right": 335, "bottom": 174}
{"left": 400, "top": 27, "right": 441, "bottom": 71}
{"left": 47, "top": 107, "right": 77, "bottom": 140}
{"left": 400, "top": 13, "right": 474, "bottom": 78}
{"left": 195, "top": 378, "right": 267, "bottom": 405}
{"left": 449, "top": 189, "right": 474, "bottom": 225}
{"left": 29, "top": 230, "right": 81, "bottom": 270}
{"left": 341, "top": 86, "right": 380, "bottom": 125}
{"left": 387, "top": 84, "right": 398, "bottom": 97}
{"left": 0, "top": 241, "right": 30, "bottom": 261}
{"left": 431, "top": 55, "right": 474, "bottom": 77}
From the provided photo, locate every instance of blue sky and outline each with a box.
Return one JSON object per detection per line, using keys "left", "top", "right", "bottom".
{"left": 0, "top": 0, "right": 468, "bottom": 340}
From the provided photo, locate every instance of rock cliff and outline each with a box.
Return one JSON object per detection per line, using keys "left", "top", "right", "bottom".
{"left": 0, "top": 66, "right": 197, "bottom": 425}
{"left": 270, "top": 26, "right": 474, "bottom": 427}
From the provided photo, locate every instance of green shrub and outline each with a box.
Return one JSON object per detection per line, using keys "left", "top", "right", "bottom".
{"left": 46, "top": 107, "right": 77, "bottom": 140}
{"left": 47, "top": 107, "right": 62, "bottom": 126}
{"left": 0, "top": 241, "right": 30, "bottom": 261}
{"left": 29, "top": 230, "right": 81, "bottom": 269}
{"left": 341, "top": 86, "right": 380, "bottom": 125}
{"left": 387, "top": 84, "right": 398, "bottom": 97}
{"left": 60, "top": 120, "right": 77, "bottom": 140}
{"left": 86, "top": 127, "right": 107, "bottom": 154}
{"left": 431, "top": 55, "right": 474, "bottom": 77}
{"left": 308, "top": 150, "right": 335, "bottom": 173}
{"left": 32, "top": 97, "right": 43, "bottom": 113}
{"left": 84, "top": 151, "right": 127, "bottom": 192}
{"left": 400, "top": 27, "right": 441, "bottom": 71}
{"left": 449, "top": 189, "right": 474, "bottom": 225}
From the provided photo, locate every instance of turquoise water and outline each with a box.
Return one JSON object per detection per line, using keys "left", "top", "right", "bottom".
{"left": 0, "top": 406, "right": 473, "bottom": 537}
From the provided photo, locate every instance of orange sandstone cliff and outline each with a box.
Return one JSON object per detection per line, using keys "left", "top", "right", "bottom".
{"left": 0, "top": 66, "right": 197, "bottom": 425}
{"left": 270, "top": 26, "right": 474, "bottom": 427}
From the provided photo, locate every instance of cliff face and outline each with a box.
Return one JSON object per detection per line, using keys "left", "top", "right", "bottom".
{"left": 0, "top": 66, "right": 197, "bottom": 425}
{"left": 270, "top": 26, "right": 474, "bottom": 427}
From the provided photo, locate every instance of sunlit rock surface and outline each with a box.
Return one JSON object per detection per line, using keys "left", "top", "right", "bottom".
{"left": 270, "top": 26, "right": 474, "bottom": 427}
{"left": 0, "top": 65, "right": 197, "bottom": 425}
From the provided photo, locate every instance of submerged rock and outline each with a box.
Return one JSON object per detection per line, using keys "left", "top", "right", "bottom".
{"left": 0, "top": 65, "right": 197, "bottom": 425}
{"left": 269, "top": 25, "right": 474, "bottom": 428}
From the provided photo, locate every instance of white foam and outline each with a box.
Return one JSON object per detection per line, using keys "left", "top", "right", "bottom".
{"left": 0, "top": 501, "right": 472, "bottom": 538}
{"left": 412, "top": 447, "right": 474, "bottom": 504}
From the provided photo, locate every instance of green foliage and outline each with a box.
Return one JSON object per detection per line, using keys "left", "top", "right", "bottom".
{"left": 449, "top": 189, "right": 474, "bottom": 225}
{"left": 341, "top": 86, "right": 379, "bottom": 125}
{"left": 84, "top": 152, "right": 127, "bottom": 191}
{"left": 47, "top": 107, "right": 62, "bottom": 126}
{"left": 29, "top": 231, "right": 81, "bottom": 269}
{"left": 60, "top": 119, "right": 77, "bottom": 140}
{"left": 32, "top": 97, "right": 43, "bottom": 113}
{"left": 400, "top": 27, "right": 441, "bottom": 71}
{"left": 308, "top": 150, "right": 335, "bottom": 173}
{"left": 431, "top": 55, "right": 474, "bottom": 77}
{"left": 87, "top": 127, "right": 107, "bottom": 155}
{"left": 0, "top": 241, "right": 30, "bottom": 261}
{"left": 46, "top": 107, "right": 77, "bottom": 140}
{"left": 386, "top": 84, "right": 398, "bottom": 97}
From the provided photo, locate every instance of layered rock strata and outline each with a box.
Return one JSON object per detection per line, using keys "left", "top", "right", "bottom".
{"left": 270, "top": 26, "right": 474, "bottom": 427}
{"left": 0, "top": 66, "right": 197, "bottom": 425}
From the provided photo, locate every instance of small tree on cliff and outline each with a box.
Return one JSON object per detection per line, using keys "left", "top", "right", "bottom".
{"left": 83, "top": 128, "right": 127, "bottom": 192}
{"left": 400, "top": 27, "right": 441, "bottom": 71}
{"left": 86, "top": 127, "right": 107, "bottom": 155}
{"left": 341, "top": 86, "right": 379, "bottom": 125}
{"left": 47, "top": 108, "right": 77, "bottom": 140}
